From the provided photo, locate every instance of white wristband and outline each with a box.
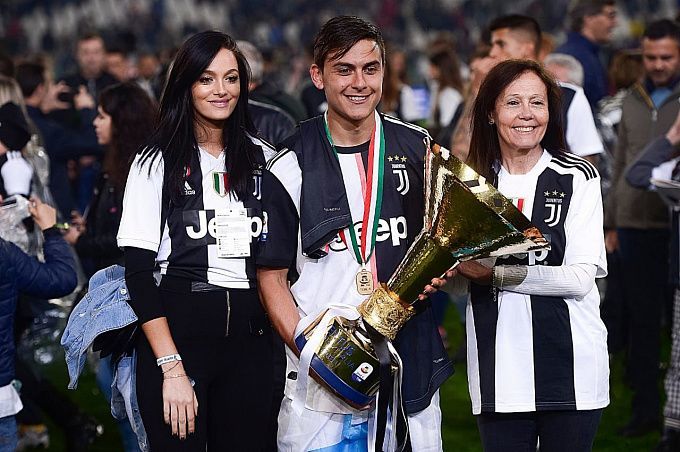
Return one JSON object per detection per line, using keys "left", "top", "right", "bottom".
{"left": 156, "top": 354, "right": 182, "bottom": 366}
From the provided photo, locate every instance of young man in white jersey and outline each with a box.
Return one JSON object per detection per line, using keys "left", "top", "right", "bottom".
{"left": 256, "top": 16, "right": 453, "bottom": 451}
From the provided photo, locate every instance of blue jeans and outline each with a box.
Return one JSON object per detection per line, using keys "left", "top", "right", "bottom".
{"left": 0, "top": 415, "right": 17, "bottom": 452}
{"left": 97, "top": 355, "right": 143, "bottom": 452}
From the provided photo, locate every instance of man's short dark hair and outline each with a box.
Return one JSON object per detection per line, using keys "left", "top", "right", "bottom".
{"left": 313, "top": 16, "right": 385, "bottom": 70}
{"left": 15, "top": 62, "right": 45, "bottom": 98}
{"left": 488, "top": 15, "right": 542, "bottom": 57}
{"left": 570, "top": 0, "right": 616, "bottom": 32}
{"left": 643, "top": 19, "right": 680, "bottom": 45}
{"left": 77, "top": 31, "right": 104, "bottom": 45}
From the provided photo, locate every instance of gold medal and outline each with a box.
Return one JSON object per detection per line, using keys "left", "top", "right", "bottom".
{"left": 356, "top": 268, "right": 374, "bottom": 295}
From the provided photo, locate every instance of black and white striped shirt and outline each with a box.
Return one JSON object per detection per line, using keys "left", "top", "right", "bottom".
{"left": 466, "top": 150, "right": 609, "bottom": 414}
{"left": 117, "top": 135, "right": 277, "bottom": 288}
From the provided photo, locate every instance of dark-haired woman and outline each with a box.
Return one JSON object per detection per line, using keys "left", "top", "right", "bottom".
{"left": 117, "top": 31, "right": 279, "bottom": 450}
{"left": 428, "top": 49, "right": 463, "bottom": 144}
{"left": 65, "top": 83, "right": 157, "bottom": 273}
{"left": 64, "top": 82, "right": 156, "bottom": 452}
{"left": 455, "top": 60, "right": 609, "bottom": 452}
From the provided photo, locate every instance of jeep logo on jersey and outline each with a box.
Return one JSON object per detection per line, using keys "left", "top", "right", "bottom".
{"left": 184, "top": 210, "right": 265, "bottom": 242}
{"left": 388, "top": 154, "right": 410, "bottom": 195}
{"left": 543, "top": 190, "right": 565, "bottom": 227}
{"left": 328, "top": 216, "right": 408, "bottom": 251}
{"left": 506, "top": 233, "right": 551, "bottom": 265}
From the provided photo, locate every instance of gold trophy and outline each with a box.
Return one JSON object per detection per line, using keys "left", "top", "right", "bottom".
{"left": 294, "top": 143, "right": 549, "bottom": 409}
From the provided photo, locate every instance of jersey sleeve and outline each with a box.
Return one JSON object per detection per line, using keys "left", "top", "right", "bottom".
{"left": 117, "top": 153, "right": 165, "bottom": 252}
{"left": 565, "top": 86, "right": 604, "bottom": 157}
{"left": 563, "top": 173, "right": 607, "bottom": 277}
{"left": 256, "top": 167, "right": 299, "bottom": 268}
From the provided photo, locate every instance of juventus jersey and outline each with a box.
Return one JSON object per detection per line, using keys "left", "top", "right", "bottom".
{"left": 467, "top": 150, "right": 609, "bottom": 414}
{"left": 259, "top": 114, "right": 452, "bottom": 414}
{"left": 117, "top": 135, "right": 277, "bottom": 289}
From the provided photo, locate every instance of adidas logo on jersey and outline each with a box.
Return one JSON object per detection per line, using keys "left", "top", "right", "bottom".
{"left": 184, "top": 181, "right": 195, "bottom": 195}
{"left": 328, "top": 216, "right": 408, "bottom": 252}
{"left": 185, "top": 210, "right": 267, "bottom": 241}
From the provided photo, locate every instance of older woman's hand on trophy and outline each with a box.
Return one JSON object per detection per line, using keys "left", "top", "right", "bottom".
{"left": 451, "top": 261, "right": 492, "bottom": 286}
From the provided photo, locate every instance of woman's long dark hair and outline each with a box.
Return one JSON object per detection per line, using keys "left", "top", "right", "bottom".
{"left": 429, "top": 49, "right": 463, "bottom": 92}
{"left": 140, "top": 31, "right": 257, "bottom": 201}
{"left": 467, "top": 59, "right": 566, "bottom": 182}
{"left": 99, "top": 83, "right": 157, "bottom": 191}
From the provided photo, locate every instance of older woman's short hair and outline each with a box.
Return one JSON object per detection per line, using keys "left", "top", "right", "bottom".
{"left": 467, "top": 59, "right": 566, "bottom": 182}
{"left": 544, "top": 53, "right": 584, "bottom": 86}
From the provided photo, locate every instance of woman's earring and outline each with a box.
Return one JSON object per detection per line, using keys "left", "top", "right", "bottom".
{"left": 488, "top": 118, "right": 495, "bottom": 125}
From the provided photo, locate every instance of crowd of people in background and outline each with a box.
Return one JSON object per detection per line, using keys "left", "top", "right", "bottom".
{"left": 2, "top": 0, "right": 680, "bottom": 450}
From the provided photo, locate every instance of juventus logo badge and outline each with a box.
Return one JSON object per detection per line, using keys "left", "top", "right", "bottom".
{"left": 388, "top": 154, "right": 410, "bottom": 195}
{"left": 543, "top": 189, "right": 565, "bottom": 227}
{"left": 252, "top": 169, "right": 262, "bottom": 200}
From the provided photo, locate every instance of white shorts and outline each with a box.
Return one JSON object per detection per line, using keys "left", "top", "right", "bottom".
{"left": 277, "top": 391, "right": 443, "bottom": 451}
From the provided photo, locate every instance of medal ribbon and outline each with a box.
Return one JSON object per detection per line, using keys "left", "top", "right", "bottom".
{"left": 324, "top": 110, "right": 385, "bottom": 266}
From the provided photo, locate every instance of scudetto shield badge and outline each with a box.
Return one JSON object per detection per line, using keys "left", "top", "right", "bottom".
{"left": 213, "top": 172, "right": 229, "bottom": 197}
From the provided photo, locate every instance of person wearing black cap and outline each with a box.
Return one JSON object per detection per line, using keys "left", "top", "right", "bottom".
{"left": 0, "top": 102, "right": 34, "bottom": 199}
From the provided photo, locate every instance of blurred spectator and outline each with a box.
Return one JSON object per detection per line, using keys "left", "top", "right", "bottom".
{"left": 65, "top": 82, "right": 156, "bottom": 273}
{"left": 538, "top": 32, "right": 556, "bottom": 61}
{"left": 625, "top": 109, "right": 680, "bottom": 452}
{"left": 605, "top": 19, "right": 680, "bottom": 438}
{"left": 136, "top": 52, "right": 161, "bottom": 100}
{"left": 105, "top": 46, "right": 135, "bottom": 83}
{"left": 63, "top": 82, "right": 156, "bottom": 452}
{"left": 298, "top": 43, "right": 327, "bottom": 118}
{"left": 16, "top": 61, "right": 100, "bottom": 219}
{"left": 238, "top": 40, "right": 306, "bottom": 123}
{"left": 544, "top": 53, "right": 585, "bottom": 86}
{"left": 0, "top": 196, "right": 78, "bottom": 452}
{"left": 427, "top": 48, "right": 464, "bottom": 145}
{"left": 59, "top": 32, "right": 116, "bottom": 215}
{"left": 381, "top": 46, "right": 425, "bottom": 123}
{"left": 61, "top": 33, "right": 118, "bottom": 104}
{"left": 556, "top": 0, "right": 618, "bottom": 108}
{"left": 237, "top": 40, "right": 296, "bottom": 144}
{"left": 595, "top": 50, "right": 643, "bottom": 360}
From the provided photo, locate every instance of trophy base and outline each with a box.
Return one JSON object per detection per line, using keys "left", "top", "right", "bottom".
{"left": 295, "top": 314, "right": 397, "bottom": 410}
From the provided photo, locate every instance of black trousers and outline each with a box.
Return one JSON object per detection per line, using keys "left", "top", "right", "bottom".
{"left": 136, "top": 277, "right": 275, "bottom": 451}
{"left": 618, "top": 228, "right": 671, "bottom": 420}
{"left": 477, "top": 409, "right": 603, "bottom": 452}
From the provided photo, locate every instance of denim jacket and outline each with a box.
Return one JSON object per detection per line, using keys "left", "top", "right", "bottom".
{"left": 61, "top": 264, "right": 148, "bottom": 451}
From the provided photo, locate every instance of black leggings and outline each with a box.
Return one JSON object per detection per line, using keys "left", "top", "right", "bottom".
{"left": 477, "top": 409, "right": 603, "bottom": 452}
{"left": 136, "top": 277, "right": 275, "bottom": 451}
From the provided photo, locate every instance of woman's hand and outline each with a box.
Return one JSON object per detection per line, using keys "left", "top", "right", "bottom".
{"left": 63, "top": 226, "right": 81, "bottom": 245}
{"left": 28, "top": 197, "right": 57, "bottom": 230}
{"left": 417, "top": 269, "right": 456, "bottom": 300}
{"left": 161, "top": 362, "right": 198, "bottom": 440}
{"left": 454, "top": 261, "right": 493, "bottom": 286}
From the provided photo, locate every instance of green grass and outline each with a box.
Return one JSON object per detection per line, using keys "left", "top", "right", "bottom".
{"left": 27, "top": 309, "right": 662, "bottom": 451}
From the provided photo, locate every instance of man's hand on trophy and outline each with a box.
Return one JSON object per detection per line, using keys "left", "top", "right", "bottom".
{"left": 417, "top": 269, "right": 457, "bottom": 300}
{"left": 449, "top": 261, "right": 492, "bottom": 286}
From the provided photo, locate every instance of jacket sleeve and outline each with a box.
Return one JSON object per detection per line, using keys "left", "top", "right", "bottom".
{"left": 12, "top": 228, "right": 78, "bottom": 298}
{"left": 36, "top": 109, "right": 101, "bottom": 162}
{"left": 625, "top": 136, "right": 676, "bottom": 189}
{"left": 604, "top": 108, "right": 628, "bottom": 229}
